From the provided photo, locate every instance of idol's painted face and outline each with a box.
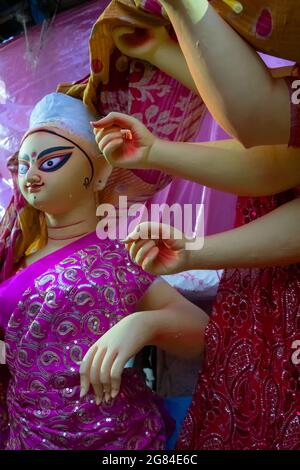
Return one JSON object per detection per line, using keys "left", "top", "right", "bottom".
{"left": 18, "top": 129, "right": 99, "bottom": 214}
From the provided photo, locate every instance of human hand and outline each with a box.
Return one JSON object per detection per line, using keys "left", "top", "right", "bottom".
{"left": 91, "top": 112, "right": 157, "bottom": 169}
{"left": 112, "top": 25, "right": 172, "bottom": 63}
{"left": 79, "top": 312, "right": 153, "bottom": 404}
{"left": 123, "top": 222, "right": 193, "bottom": 275}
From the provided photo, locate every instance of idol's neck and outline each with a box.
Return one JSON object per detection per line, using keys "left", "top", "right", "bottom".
{"left": 45, "top": 199, "right": 98, "bottom": 243}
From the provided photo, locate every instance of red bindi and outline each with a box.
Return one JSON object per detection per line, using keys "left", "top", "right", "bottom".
{"left": 31, "top": 151, "right": 37, "bottom": 158}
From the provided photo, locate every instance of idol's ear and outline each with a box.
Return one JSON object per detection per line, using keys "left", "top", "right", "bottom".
{"left": 93, "top": 159, "right": 113, "bottom": 192}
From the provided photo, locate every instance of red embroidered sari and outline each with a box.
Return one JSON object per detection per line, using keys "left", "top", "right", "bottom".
{"left": 177, "top": 76, "right": 300, "bottom": 450}
{"left": 177, "top": 191, "right": 300, "bottom": 449}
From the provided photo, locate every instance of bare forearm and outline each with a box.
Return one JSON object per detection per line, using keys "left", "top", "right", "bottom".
{"left": 160, "top": 0, "right": 290, "bottom": 146}
{"left": 146, "top": 32, "right": 292, "bottom": 101}
{"left": 148, "top": 38, "right": 198, "bottom": 94}
{"left": 188, "top": 198, "right": 300, "bottom": 269}
{"left": 149, "top": 138, "right": 300, "bottom": 196}
{"left": 137, "top": 302, "right": 208, "bottom": 359}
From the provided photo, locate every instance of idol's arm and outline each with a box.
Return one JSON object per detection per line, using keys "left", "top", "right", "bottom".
{"left": 148, "top": 138, "right": 300, "bottom": 196}
{"left": 80, "top": 280, "right": 208, "bottom": 401}
{"left": 136, "top": 280, "right": 209, "bottom": 359}
{"left": 158, "top": 0, "right": 291, "bottom": 147}
{"left": 112, "top": 26, "right": 198, "bottom": 94}
{"left": 142, "top": 33, "right": 198, "bottom": 94}
{"left": 125, "top": 198, "right": 300, "bottom": 275}
{"left": 94, "top": 112, "right": 300, "bottom": 197}
{"left": 112, "top": 24, "right": 293, "bottom": 119}
{"left": 187, "top": 197, "right": 300, "bottom": 269}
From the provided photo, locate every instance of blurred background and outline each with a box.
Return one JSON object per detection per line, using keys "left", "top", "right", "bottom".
{"left": 0, "top": 0, "right": 93, "bottom": 44}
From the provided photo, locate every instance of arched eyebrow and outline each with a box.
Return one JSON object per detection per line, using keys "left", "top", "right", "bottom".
{"left": 37, "top": 146, "right": 75, "bottom": 160}
{"left": 19, "top": 146, "right": 74, "bottom": 162}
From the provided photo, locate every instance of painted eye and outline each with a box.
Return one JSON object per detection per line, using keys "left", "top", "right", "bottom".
{"left": 18, "top": 163, "right": 29, "bottom": 175}
{"left": 39, "top": 153, "right": 72, "bottom": 172}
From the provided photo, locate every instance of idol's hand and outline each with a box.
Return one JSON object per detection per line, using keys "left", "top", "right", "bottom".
{"left": 112, "top": 25, "right": 171, "bottom": 63}
{"left": 92, "top": 112, "right": 157, "bottom": 169}
{"left": 79, "top": 313, "right": 152, "bottom": 404}
{"left": 124, "top": 222, "right": 193, "bottom": 275}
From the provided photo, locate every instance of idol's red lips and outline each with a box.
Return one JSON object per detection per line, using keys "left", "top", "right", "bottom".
{"left": 27, "top": 183, "right": 45, "bottom": 192}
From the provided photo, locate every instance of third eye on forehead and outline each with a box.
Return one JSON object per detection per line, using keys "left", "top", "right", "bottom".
{"left": 19, "top": 146, "right": 75, "bottom": 161}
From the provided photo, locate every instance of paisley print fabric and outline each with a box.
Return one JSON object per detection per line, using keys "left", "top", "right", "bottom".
{"left": 177, "top": 188, "right": 300, "bottom": 450}
{"left": 0, "top": 231, "right": 172, "bottom": 450}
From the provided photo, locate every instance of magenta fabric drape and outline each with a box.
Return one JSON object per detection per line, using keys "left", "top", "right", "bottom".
{"left": 0, "top": 230, "right": 176, "bottom": 449}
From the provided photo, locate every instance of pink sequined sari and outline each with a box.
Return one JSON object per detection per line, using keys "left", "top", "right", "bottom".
{"left": 0, "top": 231, "right": 172, "bottom": 450}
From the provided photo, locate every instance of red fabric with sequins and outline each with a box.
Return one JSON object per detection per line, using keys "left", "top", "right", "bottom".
{"left": 177, "top": 86, "right": 300, "bottom": 448}
{"left": 177, "top": 186, "right": 300, "bottom": 449}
